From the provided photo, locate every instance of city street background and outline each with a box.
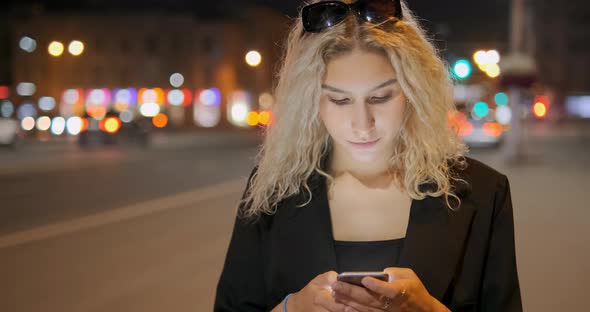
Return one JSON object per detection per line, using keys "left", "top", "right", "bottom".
{"left": 1, "top": 0, "right": 589, "bottom": 311}
{"left": 0, "top": 120, "right": 588, "bottom": 311}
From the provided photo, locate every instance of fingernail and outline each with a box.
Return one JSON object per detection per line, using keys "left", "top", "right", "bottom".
{"left": 332, "top": 282, "right": 341, "bottom": 290}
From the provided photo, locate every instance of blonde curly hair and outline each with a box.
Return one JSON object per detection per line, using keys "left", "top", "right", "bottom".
{"left": 240, "top": 0, "right": 468, "bottom": 219}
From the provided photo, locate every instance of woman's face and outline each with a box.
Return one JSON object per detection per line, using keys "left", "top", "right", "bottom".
{"left": 319, "top": 49, "right": 407, "bottom": 165}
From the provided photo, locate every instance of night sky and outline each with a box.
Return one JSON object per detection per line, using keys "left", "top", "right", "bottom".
{"left": 4, "top": 0, "right": 511, "bottom": 49}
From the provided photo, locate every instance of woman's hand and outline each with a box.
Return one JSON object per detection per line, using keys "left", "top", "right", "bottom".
{"left": 331, "top": 267, "right": 450, "bottom": 312}
{"left": 276, "top": 271, "right": 359, "bottom": 312}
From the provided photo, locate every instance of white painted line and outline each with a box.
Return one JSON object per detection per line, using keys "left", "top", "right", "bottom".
{"left": 0, "top": 178, "right": 246, "bottom": 249}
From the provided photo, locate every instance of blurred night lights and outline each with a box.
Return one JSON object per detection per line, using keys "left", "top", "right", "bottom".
{"left": 19, "top": 36, "right": 37, "bottom": 53}
{"left": 48, "top": 41, "right": 64, "bottom": 56}
{"left": 17, "top": 82, "right": 36, "bottom": 96}
{"left": 51, "top": 117, "right": 66, "bottom": 135}
{"left": 169, "top": 73, "right": 185, "bottom": 88}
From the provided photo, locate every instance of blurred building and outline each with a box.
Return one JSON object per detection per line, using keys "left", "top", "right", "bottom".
{"left": 8, "top": 6, "right": 288, "bottom": 128}
{"left": 533, "top": 0, "right": 590, "bottom": 105}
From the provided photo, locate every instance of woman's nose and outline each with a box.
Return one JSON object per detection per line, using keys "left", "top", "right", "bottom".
{"left": 351, "top": 102, "right": 376, "bottom": 138}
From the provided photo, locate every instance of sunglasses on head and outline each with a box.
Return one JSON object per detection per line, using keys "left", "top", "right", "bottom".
{"left": 301, "top": 0, "right": 403, "bottom": 33}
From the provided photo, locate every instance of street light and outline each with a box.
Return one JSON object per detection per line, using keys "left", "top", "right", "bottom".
{"left": 68, "top": 40, "right": 85, "bottom": 56}
{"left": 48, "top": 41, "right": 64, "bottom": 57}
{"left": 245, "top": 50, "right": 262, "bottom": 67}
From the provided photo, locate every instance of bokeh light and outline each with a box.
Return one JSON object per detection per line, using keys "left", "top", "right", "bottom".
{"left": 139, "top": 102, "right": 160, "bottom": 117}
{"left": 68, "top": 40, "right": 84, "bottom": 56}
{"left": 496, "top": 106, "right": 512, "bottom": 125}
{"left": 1, "top": 100, "right": 14, "bottom": 118}
{"left": 167, "top": 89, "right": 184, "bottom": 106}
{"left": 63, "top": 88, "right": 84, "bottom": 106}
{"left": 48, "top": 41, "right": 64, "bottom": 57}
{"left": 0, "top": 86, "right": 9, "bottom": 99}
{"left": 17, "top": 103, "right": 37, "bottom": 120}
{"left": 494, "top": 92, "right": 509, "bottom": 106}
{"left": 231, "top": 103, "right": 248, "bottom": 124}
{"left": 16, "top": 82, "right": 36, "bottom": 96}
{"left": 152, "top": 113, "right": 168, "bottom": 128}
{"left": 473, "top": 102, "right": 490, "bottom": 118}
{"left": 169, "top": 73, "right": 184, "bottom": 88}
{"left": 486, "top": 50, "right": 500, "bottom": 64}
{"left": 473, "top": 50, "right": 488, "bottom": 66}
{"left": 533, "top": 102, "right": 547, "bottom": 118}
{"left": 119, "top": 110, "right": 134, "bottom": 123}
{"left": 19, "top": 36, "right": 37, "bottom": 53}
{"left": 199, "top": 88, "right": 221, "bottom": 106}
{"left": 259, "top": 92, "right": 274, "bottom": 109}
{"left": 483, "top": 122, "right": 503, "bottom": 137}
{"left": 66, "top": 117, "right": 83, "bottom": 135}
{"left": 258, "top": 110, "right": 272, "bottom": 126}
{"left": 245, "top": 50, "right": 262, "bottom": 67}
{"left": 36, "top": 116, "right": 51, "bottom": 131}
{"left": 39, "top": 97, "right": 57, "bottom": 111}
{"left": 102, "top": 117, "right": 121, "bottom": 134}
{"left": 485, "top": 64, "right": 501, "bottom": 78}
{"left": 453, "top": 59, "right": 472, "bottom": 80}
{"left": 51, "top": 117, "right": 66, "bottom": 135}
{"left": 21, "top": 117, "right": 35, "bottom": 131}
{"left": 246, "top": 111, "right": 259, "bottom": 126}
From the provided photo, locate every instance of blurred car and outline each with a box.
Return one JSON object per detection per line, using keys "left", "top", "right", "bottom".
{"left": 78, "top": 111, "right": 151, "bottom": 147}
{"left": 0, "top": 117, "right": 19, "bottom": 148}
{"left": 451, "top": 107, "right": 506, "bottom": 149}
{"left": 460, "top": 118, "right": 504, "bottom": 148}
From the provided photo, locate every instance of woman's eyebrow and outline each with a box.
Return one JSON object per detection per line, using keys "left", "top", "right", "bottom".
{"left": 321, "top": 78, "right": 398, "bottom": 94}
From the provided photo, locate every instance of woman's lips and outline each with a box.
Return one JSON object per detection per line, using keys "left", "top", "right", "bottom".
{"left": 348, "top": 138, "right": 380, "bottom": 148}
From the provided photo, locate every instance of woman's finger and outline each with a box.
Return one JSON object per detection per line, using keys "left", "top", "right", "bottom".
{"left": 331, "top": 281, "right": 383, "bottom": 309}
{"left": 361, "top": 277, "right": 407, "bottom": 301}
{"left": 383, "top": 267, "right": 416, "bottom": 282}
{"left": 315, "top": 289, "right": 357, "bottom": 312}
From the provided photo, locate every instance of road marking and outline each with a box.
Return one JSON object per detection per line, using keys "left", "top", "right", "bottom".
{"left": 0, "top": 178, "right": 246, "bottom": 249}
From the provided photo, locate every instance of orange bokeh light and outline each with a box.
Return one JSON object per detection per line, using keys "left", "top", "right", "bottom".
{"left": 152, "top": 113, "right": 168, "bottom": 128}
{"left": 101, "top": 117, "right": 121, "bottom": 134}
{"left": 483, "top": 122, "right": 503, "bottom": 137}
{"left": 247, "top": 111, "right": 259, "bottom": 126}
{"left": 457, "top": 121, "right": 474, "bottom": 137}
{"left": 258, "top": 111, "right": 271, "bottom": 125}
{"left": 533, "top": 102, "right": 547, "bottom": 118}
{"left": 80, "top": 118, "right": 89, "bottom": 133}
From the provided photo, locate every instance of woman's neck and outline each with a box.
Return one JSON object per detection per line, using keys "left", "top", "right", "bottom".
{"left": 328, "top": 151, "right": 395, "bottom": 189}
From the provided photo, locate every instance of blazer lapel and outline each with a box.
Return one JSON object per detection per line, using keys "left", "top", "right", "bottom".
{"left": 277, "top": 173, "right": 338, "bottom": 292}
{"left": 397, "top": 182, "right": 475, "bottom": 301}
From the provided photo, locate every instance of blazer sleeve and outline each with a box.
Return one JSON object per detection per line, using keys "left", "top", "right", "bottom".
{"left": 214, "top": 167, "right": 268, "bottom": 312}
{"left": 479, "top": 175, "right": 523, "bottom": 312}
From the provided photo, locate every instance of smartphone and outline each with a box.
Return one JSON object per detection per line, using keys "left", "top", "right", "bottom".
{"left": 337, "top": 271, "right": 389, "bottom": 287}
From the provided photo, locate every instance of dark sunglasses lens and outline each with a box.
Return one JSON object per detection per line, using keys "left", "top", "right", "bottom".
{"left": 358, "top": 0, "right": 402, "bottom": 23}
{"left": 302, "top": 2, "right": 349, "bottom": 33}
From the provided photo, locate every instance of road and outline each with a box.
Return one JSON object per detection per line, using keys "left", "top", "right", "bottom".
{"left": 0, "top": 122, "right": 588, "bottom": 311}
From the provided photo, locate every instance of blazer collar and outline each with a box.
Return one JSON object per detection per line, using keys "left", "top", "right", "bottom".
{"left": 283, "top": 168, "right": 474, "bottom": 301}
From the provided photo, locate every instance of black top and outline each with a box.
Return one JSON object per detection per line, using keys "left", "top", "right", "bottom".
{"left": 334, "top": 238, "right": 405, "bottom": 272}
{"left": 214, "top": 157, "right": 523, "bottom": 312}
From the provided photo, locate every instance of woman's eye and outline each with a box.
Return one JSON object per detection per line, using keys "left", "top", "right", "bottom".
{"left": 329, "top": 98, "right": 350, "bottom": 105}
{"left": 369, "top": 95, "right": 392, "bottom": 103}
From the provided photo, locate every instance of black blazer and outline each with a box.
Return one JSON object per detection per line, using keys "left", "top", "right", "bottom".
{"left": 214, "top": 157, "right": 523, "bottom": 312}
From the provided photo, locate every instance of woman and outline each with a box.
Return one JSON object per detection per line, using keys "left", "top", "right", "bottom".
{"left": 215, "top": 0, "right": 522, "bottom": 311}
